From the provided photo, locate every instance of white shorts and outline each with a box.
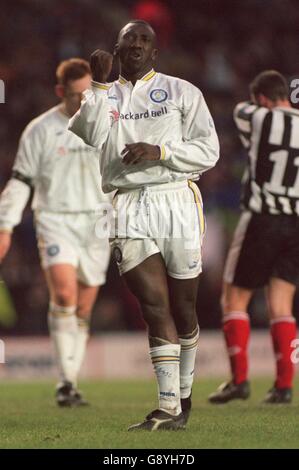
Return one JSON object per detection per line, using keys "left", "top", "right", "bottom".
{"left": 35, "top": 211, "right": 110, "bottom": 286}
{"left": 110, "top": 181, "right": 205, "bottom": 279}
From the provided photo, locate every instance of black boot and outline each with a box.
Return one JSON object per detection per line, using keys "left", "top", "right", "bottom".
{"left": 262, "top": 386, "right": 292, "bottom": 404}
{"left": 208, "top": 380, "right": 250, "bottom": 404}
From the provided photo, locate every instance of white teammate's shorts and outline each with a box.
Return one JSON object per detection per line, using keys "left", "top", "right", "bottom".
{"left": 110, "top": 181, "right": 205, "bottom": 279}
{"left": 34, "top": 211, "right": 110, "bottom": 286}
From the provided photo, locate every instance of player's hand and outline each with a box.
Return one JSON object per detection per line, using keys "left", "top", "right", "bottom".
{"left": 121, "top": 143, "right": 160, "bottom": 165}
{"left": 90, "top": 50, "right": 113, "bottom": 83}
{"left": 0, "top": 231, "right": 12, "bottom": 263}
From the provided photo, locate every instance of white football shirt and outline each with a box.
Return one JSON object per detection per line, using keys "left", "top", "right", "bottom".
{"left": 69, "top": 70, "right": 220, "bottom": 193}
{"left": 0, "top": 105, "right": 110, "bottom": 230}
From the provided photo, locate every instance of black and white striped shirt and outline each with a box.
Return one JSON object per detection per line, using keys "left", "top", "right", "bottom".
{"left": 234, "top": 101, "right": 299, "bottom": 215}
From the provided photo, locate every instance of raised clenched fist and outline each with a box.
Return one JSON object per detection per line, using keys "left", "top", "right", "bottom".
{"left": 90, "top": 50, "right": 113, "bottom": 83}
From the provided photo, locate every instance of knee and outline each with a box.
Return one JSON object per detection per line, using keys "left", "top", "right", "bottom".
{"left": 172, "top": 298, "right": 197, "bottom": 333}
{"left": 77, "top": 303, "right": 92, "bottom": 320}
{"left": 221, "top": 291, "right": 229, "bottom": 314}
{"left": 221, "top": 286, "right": 251, "bottom": 316}
{"left": 267, "top": 304, "right": 293, "bottom": 320}
{"left": 53, "top": 286, "right": 76, "bottom": 307}
{"left": 266, "top": 289, "right": 294, "bottom": 320}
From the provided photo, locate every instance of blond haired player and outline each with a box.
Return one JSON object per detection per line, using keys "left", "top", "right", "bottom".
{"left": 70, "top": 20, "right": 219, "bottom": 430}
{"left": 0, "top": 59, "right": 110, "bottom": 406}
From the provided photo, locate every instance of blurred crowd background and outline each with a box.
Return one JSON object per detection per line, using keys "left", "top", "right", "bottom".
{"left": 1, "top": 0, "right": 299, "bottom": 335}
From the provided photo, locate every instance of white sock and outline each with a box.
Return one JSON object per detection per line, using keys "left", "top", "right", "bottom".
{"left": 179, "top": 325, "right": 200, "bottom": 399}
{"left": 72, "top": 317, "right": 90, "bottom": 387}
{"left": 150, "top": 344, "right": 181, "bottom": 415}
{"left": 48, "top": 303, "right": 77, "bottom": 384}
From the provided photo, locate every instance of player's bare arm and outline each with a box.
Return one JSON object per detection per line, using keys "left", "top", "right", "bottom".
{"left": 90, "top": 49, "right": 113, "bottom": 83}
{"left": 121, "top": 143, "right": 160, "bottom": 165}
{"left": 0, "top": 230, "right": 12, "bottom": 262}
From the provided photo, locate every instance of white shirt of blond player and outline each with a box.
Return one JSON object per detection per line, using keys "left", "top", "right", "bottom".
{"left": 0, "top": 105, "right": 111, "bottom": 231}
{"left": 69, "top": 70, "right": 220, "bottom": 193}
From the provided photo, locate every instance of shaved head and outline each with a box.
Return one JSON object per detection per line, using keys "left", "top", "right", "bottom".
{"left": 118, "top": 20, "right": 157, "bottom": 45}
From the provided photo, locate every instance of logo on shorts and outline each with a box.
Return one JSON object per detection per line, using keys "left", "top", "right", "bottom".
{"left": 47, "top": 244, "right": 60, "bottom": 257}
{"left": 150, "top": 89, "right": 168, "bottom": 103}
{"left": 189, "top": 260, "right": 200, "bottom": 270}
{"left": 113, "top": 246, "right": 123, "bottom": 264}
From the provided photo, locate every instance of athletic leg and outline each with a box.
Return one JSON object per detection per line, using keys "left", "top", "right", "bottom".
{"left": 73, "top": 282, "right": 99, "bottom": 385}
{"left": 263, "top": 277, "right": 296, "bottom": 403}
{"left": 124, "top": 253, "right": 184, "bottom": 430}
{"left": 168, "top": 276, "right": 200, "bottom": 422}
{"left": 45, "top": 264, "right": 78, "bottom": 386}
{"left": 208, "top": 282, "right": 252, "bottom": 403}
{"left": 222, "top": 283, "right": 252, "bottom": 383}
{"left": 124, "top": 253, "right": 178, "bottom": 344}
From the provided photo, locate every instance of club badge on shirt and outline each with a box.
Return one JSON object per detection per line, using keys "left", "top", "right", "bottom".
{"left": 150, "top": 89, "right": 168, "bottom": 103}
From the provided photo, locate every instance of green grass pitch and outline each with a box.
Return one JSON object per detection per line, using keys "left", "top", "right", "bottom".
{"left": 0, "top": 378, "right": 298, "bottom": 449}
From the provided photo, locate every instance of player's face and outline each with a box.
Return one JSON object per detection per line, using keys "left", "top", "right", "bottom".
{"left": 115, "top": 23, "right": 157, "bottom": 77}
{"left": 63, "top": 74, "right": 92, "bottom": 116}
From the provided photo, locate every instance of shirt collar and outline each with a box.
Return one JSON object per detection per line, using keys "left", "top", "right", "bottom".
{"left": 274, "top": 105, "right": 299, "bottom": 116}
{"left": 118, "top": 69, "right": 156, "bottom": 85}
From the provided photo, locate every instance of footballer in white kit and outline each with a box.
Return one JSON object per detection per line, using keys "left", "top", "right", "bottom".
{"left": 0, "top": 59, "right": 110, "bottom": 406}
{"left": 71, "top": 64, "right": 216, "bottom": 279}
{"left": 70, "top": 20, "right": 219, "bottom": 430}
